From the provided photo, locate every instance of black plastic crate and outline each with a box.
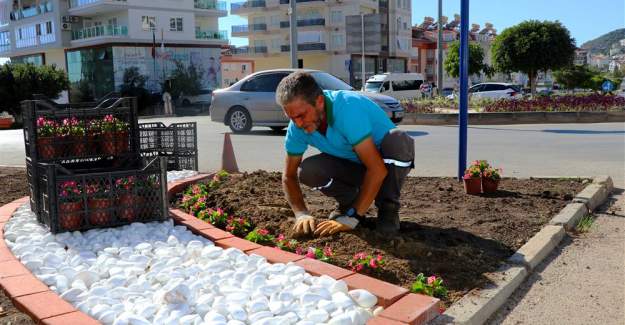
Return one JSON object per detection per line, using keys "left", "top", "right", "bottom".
{"left": 139, "top": 122, "right": 198, "bottom": 171}
{"left": 26, "top": 159, "right": 40, "bottom": 220}
{"left": 36, "top": 157, "right": 169, "bottom": 234}
{"left": 22, "top": 96, "right": 141, "bottom": 170}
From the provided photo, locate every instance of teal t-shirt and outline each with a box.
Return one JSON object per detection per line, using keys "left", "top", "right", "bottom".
{"left": 285, "top": 90, "right": 396, "bottom": 163}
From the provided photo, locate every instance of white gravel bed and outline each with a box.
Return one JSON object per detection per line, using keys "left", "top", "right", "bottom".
{"left": 167, "top": 170, "right": 199, "bottom": 183}
{"left": 3, "top": 201, "right": 381, "bottom": 325}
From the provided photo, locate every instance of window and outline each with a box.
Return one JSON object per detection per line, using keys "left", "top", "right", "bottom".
{"left": 271, "top": 38, "right": 280, "bottom": 50}
{"left": 330, "top": 10, "right": 342, "bottom": 24}
{"left": 108, "top": 18, "right": 118, "bottom": 27}
{"left": 170, "top": 18, "right": 183, "bottom": 31}
{"left": 392, "top": 80, "right": 420, "bottom": 91}
{"left": 142, "top": 16, "right": 156, "bottom": 31}
{"left": 45, "top": 21, "right": 52, "bottom": 34}
{"left": 270, "top": 15, "right": 280, "bottom": 27}
{"left": 241, "top": 73, "right": 289, "bottom": 92}
{"left": 331, "top": 34, "right": 343, "bottom": 49}
{"left": 35, "top": 24, "right": 41, "bottom": 36}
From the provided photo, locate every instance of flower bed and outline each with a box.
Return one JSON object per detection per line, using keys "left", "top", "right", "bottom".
{"left": 173, "top": 171, "right": 587, "bottom": 305}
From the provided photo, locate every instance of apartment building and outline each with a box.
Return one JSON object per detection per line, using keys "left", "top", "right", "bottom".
{"left": 0, "top": 0, "right": 228, "bottom": 99}
{"left": 411, "top": 15, "right": 498, "bottom": 88}
{"left": 229, "top": 0, "right": 412, "bottom": 88}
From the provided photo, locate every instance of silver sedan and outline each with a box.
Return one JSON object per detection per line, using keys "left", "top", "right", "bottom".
{"left": 210, "top": 69, "right": 405, "bottom": 133}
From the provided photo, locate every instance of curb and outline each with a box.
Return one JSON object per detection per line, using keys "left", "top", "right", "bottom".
{"left": 432, "top": 264, "right": 527, "bottom": 325}
{"left": 432, "top": 175, "right": 615, "bottom": 324}
{"left": 170, "top": 175, "right": 440, "bottom": 324}
{"left": 401, "top": 111, "right": 625, "bottom": 125}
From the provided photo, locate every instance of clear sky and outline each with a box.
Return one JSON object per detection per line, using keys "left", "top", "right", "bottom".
{"left": 222, "top": 0, "right": 625, "bottom": 47}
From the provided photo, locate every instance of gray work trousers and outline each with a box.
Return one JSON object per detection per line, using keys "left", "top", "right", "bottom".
{"left": 298, "top": 129, "right": 414, "bottom": 227}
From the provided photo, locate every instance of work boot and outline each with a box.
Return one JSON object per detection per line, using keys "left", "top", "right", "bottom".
{"left": 376, "top": 203, "right": 400, "bottom": 234}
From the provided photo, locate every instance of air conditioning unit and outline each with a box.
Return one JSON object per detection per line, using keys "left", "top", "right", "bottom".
{"left": 61, "top": 22, "right": 72, "bottom": 31}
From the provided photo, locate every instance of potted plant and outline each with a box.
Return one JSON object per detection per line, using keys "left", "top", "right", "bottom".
{"left": 481, "top": 166, "right": 502, "bottom": 193}
{"left": 100, "top": 114, "right": 129, "bottom": 155}
{"left": 36, "top": 117, "right": 59, "bottom": 159}
{"left": 115, "top": 176, "right": 143, "bottom": 222}
{"left": 87, "top": 119, "right": 102, "bottom": 155}
{"left": 58, "top": 181, "right": 83, "bottom": 231}
{"left": 463, "top": 164, "right": 482, "bottom": 195}
{"left": 62, "top": 117, "right": 87, "bottom": 157}
{"left": 86, "top": 181, "right": 112, "bottom": 226}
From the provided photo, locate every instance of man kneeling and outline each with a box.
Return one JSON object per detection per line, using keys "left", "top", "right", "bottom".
{"left": 276, "top": 71, "right": 414, "bottom": 237}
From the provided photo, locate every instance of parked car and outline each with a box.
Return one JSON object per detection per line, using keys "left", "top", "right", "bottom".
{"left": 180, "top": 89, "right": 213, "bottom": 106}
{"left": 364, "top": 72, "right": 425, "bottom": 100}
{"left": 211, "top": 69, "right": 405, "bottom": 133}
{"left": 469, "top": 82, "right": 522, "bottom": 99}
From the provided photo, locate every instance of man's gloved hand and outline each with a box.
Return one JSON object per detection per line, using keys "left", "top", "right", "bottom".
{"left": 314, "top": 215, "right": 359, "bottom": 237}
{"left": 292, "top": 211, "right": 316, "bottom": 236}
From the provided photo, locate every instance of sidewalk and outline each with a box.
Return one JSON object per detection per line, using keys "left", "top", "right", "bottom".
{"left": 487, "top": 190, "right": 625, "bottom": 324}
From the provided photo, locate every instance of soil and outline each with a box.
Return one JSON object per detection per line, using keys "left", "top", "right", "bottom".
{"left": 0, "top": 167, "right": 35, "bottom": 325}
{"left": 181, "top": 171, "right": 587, "bottom": 304}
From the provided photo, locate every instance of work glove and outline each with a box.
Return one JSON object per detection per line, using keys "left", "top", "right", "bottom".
{"left": 314, "top": 213, "right": 359, "bottom": 237}
{"left": 292, "top": 211, "right": 316, "bottom": 236}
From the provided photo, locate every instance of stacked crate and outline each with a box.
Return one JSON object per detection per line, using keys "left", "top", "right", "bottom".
{"left": 138, "top": 122, "right": 199, "bottom": 171}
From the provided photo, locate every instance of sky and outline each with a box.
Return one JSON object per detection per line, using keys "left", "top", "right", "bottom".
{"left": 222, "top": 0, "right": 625, "bottom": 47}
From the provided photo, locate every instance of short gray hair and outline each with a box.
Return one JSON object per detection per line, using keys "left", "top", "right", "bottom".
{"left": 275, "top": 71, "right": 323, "bottom": 108}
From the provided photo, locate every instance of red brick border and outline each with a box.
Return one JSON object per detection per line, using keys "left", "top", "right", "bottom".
{"left": 170, "top": 175, "right": 441, "bottom": 324}
{"left": 0, "top": 175, "right": 441, "bottom": 325}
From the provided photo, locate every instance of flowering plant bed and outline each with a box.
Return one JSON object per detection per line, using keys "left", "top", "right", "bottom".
{"left": 174, "top": 171, "right": 587, "bottom": 305}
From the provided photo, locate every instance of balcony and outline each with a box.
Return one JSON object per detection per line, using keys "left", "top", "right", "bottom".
{"left": 71, "top": 25, "right": 128, "bottom": 41}
{"left": 231, "top": 23, "right": 267, "bottom": 35}
{"left": 232, "top": 46, "right": 268, "bottom": 55}
{"left": 10, "top": 1, "right": 53, "bottom": 21}
{"left": 280, "top": 42, "right": 326, "bottom": 52}
{"left": 231, "top": 0, "right": 266, "bottom": 14}
{"left": 69, "top": 0, "right": 128, "bottom": 16}
{"left": 280, "top": 18, "right": 325, "bottom": 28}
{"left": 279, "top": 0, "right": 324, "bottom": 3}
{"left": 194, "top": 0, "right": 227, "bottom": 16}
{"left": 0, "top": 44, "right": 10, "bottom": 54}
{"left": 15, "top": 33, "right": 55, "bottom": 49}
{"left": 195, "top": 29, "right": 228, "bottom": 41}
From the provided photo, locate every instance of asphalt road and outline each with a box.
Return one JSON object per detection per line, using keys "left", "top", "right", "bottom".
{"left": 1, "top": 117, "right": 624, "bottom": 186}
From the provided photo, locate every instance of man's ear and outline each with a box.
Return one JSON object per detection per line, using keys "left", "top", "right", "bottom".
{"left": 316, "top": 94, "right": 324, "bottom": 109}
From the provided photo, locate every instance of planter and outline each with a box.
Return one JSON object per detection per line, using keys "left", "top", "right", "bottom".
{"left": 102, "top": 131, "right": 129, "bottom": 156}
{"left": 87, "top": 197, "right": 113, "bottom": 226}
{"left": 463, "top": 177, "right": 482, "bottom": 195}
{"left": 87, "top": 134, "right": 99, "bottom": 155}
{"left": 37, "top": 136, "right": 57, "bottom": 159}
{"left": 0, "top": 117, "right": 13, "bottom": 129}
{"left": 59, "top": 201, "right": 83, "bottom": 231}
{"left": 117, "top": 193, "right": 144, "bottom": 222}
{"left": 71, "top": 135, "right": 88, "bottom": 157}
{"left": 482, "top": 178, "right": 500, "bottom": 193}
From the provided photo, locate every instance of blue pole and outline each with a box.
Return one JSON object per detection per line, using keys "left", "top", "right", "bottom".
{"left": 458, "top": 0, "right": 469, "bottom": 180}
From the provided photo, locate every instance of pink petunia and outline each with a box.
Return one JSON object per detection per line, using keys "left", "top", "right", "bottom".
{"left": 306, "top": 247, "right": 316, "bottom": 259}
{"left": 277, "top": 234, "right": 285, "bottom": 241}
{"left": 427, "top": 276, "right": 436, "bottom": 285}
{"left": 258, "top": 229, "right": 269, "bottom": 236}
{"left": 369, "top": 258, "right": 377, "bottom": 269}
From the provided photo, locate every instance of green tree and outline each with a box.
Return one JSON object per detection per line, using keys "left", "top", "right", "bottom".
{"left": 0, "top": 63, "right": 69, "bottom": 117}
{"left": 120, "top": 67, "right": 152, "bottom": 114}
{"left": 169, "top": 61, "right": 203, "bottom": 98}
{"left": 492, "top": 20, "right": 576, "bottom": 95}
{"left": 553, "top": 65, "right": 596, "bottom": 91}
{"left": 444, "top": 41, "right": 494, "bottom": 78}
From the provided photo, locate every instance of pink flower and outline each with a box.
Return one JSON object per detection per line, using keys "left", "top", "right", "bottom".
{"left": 277, "top": 234, "right": 285, "bottom": 241}
{"left": 258, "top": 229, "right": 269, "bottom": 236}
{"left": 305, "top": 247, "right": 316, "bottom": 259}
{"left": 295, "top": 247, "right": 304, "bottom": 255}
{"left": 427, "top": 276, "right": 436, "bottom": 285}
{"left": 217, "top": 208, "right": 224, "bottom": 215}
{"left": 369, "top": 258, "right": 377, "bottom": 269}
{"left": 356, "top": 264, "right": 364, "bottom": 272}
{"left": 376, "top": 254, "right": 383, "bottom": 262}
{"left": 323, "top": 246, "right": 333, "bottom": 257}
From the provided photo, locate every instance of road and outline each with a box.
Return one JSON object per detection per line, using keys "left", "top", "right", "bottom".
{"left": 1, "top": 117, "right": 624, "bottom": 186}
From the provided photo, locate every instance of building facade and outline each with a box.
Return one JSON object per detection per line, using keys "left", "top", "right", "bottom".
{"left": 229, "top": 0, "right": 412, "bottom": 88}
{"left": 0, "top": 0, "right": 228, "bottom": 100}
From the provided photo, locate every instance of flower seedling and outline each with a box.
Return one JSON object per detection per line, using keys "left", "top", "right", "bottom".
{"left": 225, "top": 216, "right": 252, "bottom": 237}
{"left": 245, "top": 228, "right": 275, "bottom": 244}
{"left": 274, "top": 234, "right": 299, "bottom": 252}
{"left": 348, "top": 252, "right": 385, "bottom": 273}
{"left": 297, "top": 246, "right": 333, "bottom": 262}
{"left": 410, "top": 273, "right": 448, "bottom": 299}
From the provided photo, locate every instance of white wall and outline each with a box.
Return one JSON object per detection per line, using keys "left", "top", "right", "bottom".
{"left": 127, "top": 9, "right": 196, "bottom": 42}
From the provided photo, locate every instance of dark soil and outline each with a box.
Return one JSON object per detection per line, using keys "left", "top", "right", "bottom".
{"left": 182, "top": 171, "right": 586, "bottom": 304}
{"left": 0, "top": 167, "right": 35, "bottom": 325}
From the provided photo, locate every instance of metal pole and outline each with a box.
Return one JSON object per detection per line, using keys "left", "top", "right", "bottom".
{"left": 437, "top": 0, "right": 443, "bottom": 96}
{"left": 289, "top": 0, "right": 298, "bottom": 68}
{"left": 361, "top": 12, "right": 365, "bottom": 90}
{"left": 458, "top": 0, "right": 469, "bottom": 180}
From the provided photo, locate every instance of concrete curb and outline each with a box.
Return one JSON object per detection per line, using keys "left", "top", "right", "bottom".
{"left": 401, "top": 111, "right": 625, "bottom": 125}
{"left": 432, "top": 175, "right": 614, "bottom": 324}
{"left": 431, "top": 265, "right": 527, "bottom": 325}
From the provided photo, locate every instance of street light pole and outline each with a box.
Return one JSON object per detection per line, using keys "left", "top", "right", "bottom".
{"left": 289, "top": 0, "right": 297, "bottom": 68}
{"left": 458, "top": 0, "right": 469, "bottom": 180}
{"left": 437, "top": 0, "right": 443, "bottom": 96}
{"left": 361, "top": 12, "right": 365, "bottom": 90}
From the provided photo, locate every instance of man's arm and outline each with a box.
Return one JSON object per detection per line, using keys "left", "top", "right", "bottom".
{"left": 350, "top": 137, "right": 387, "bottom": 215}
{"left": 283, "top": 155, "right": 316, "bottom": 235}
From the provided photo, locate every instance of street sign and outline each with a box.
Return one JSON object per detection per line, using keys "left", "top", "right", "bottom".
{"left": 602, "top": 80, "right": 614, "bottom": 92}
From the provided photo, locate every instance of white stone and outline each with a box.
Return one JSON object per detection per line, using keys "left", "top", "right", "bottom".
{"left": 60, "top": 288, "right": 84, "bottom": 302}
{"left": 306, "top": 309, "right": 329, "bottom": 323}
{"left": 329, "top": 280, "right": 348, "bottom": 294}
{"left": 348, "top": 289, "right": 377, "bottom": 308}
{"left": 327, "top": 314, "right": 353, "bottom": 325}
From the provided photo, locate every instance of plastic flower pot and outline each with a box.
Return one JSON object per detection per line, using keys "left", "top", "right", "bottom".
{"left": 59, "top": 201, "right": 83, "bottom": 231}
{"left": 463, "top": 177, "right": 482, "bottom": 195}
{"left": 37, "top": 136, "right": 57, "bottom": 159}
{"left": 71, "top": 135, "right": 88, "bottom": 157}
{"left": 87, "top": 134, "right": 99, "bottom": 155}
{"left": 87, "top": 197, "right": 113, "bottom": 226}
{"left": 482, "top": 177, "right": 500, "bottom": 193}
{"left": 117, "top": 193, "right": 144, "bottom": 222}
{"left": 102, "top": 131, "right": 129, "bottom": 156}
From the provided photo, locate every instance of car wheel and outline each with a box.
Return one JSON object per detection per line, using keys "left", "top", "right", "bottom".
{"left": 182, "top": 99, "right": 191, "bottom": 107}
{"left": 269, "top": 126, "right": 285, "bottom": 132}
{"left": 227, "top": 107, "right": 252, "bottom": 133}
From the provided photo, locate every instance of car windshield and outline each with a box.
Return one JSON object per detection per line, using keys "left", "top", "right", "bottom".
{"left": 311, "top": 72, "right": 354, "bottom": 91}
{"left": 364, "top": 81, "right": 383, "bottom": 93}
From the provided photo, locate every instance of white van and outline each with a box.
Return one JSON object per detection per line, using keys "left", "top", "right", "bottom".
{"left": 364, "top": 73, "right": 425, "bottom": 100}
